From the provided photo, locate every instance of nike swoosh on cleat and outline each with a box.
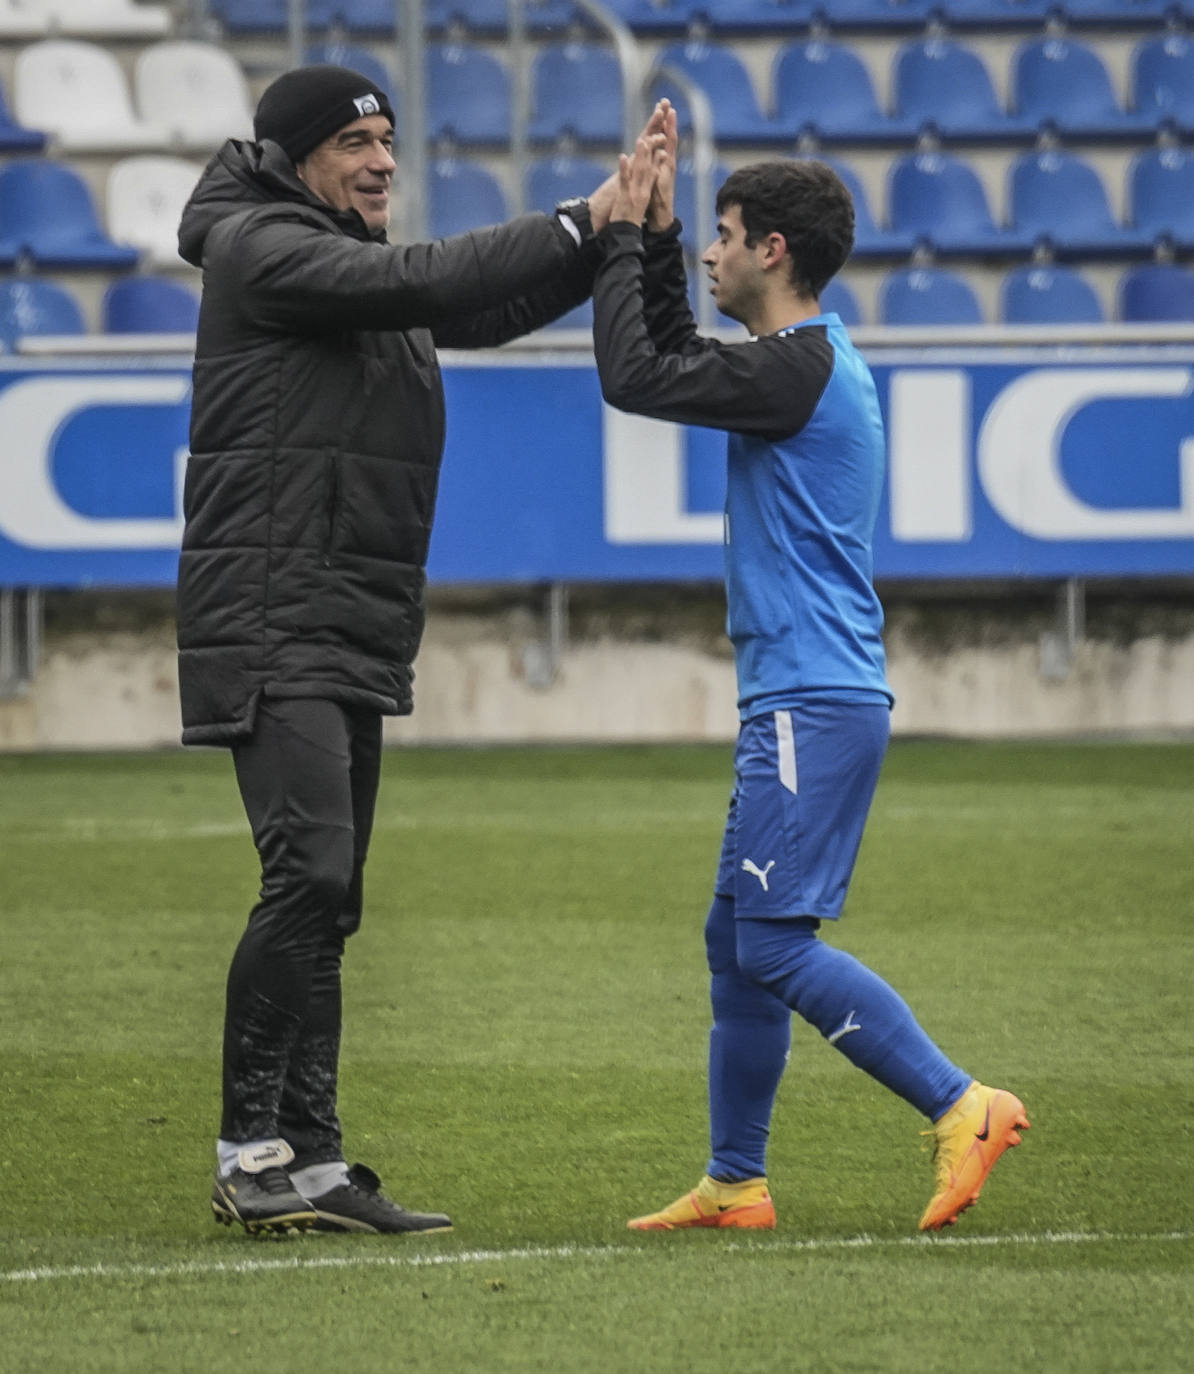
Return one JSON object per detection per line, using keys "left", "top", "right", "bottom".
{"left": 976, "top": 1105, "right": 992, "bottom": 1142}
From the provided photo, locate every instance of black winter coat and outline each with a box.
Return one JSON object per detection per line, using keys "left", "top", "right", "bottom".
{"left": 175, "top": 140, "right": 594, "bottom": 744}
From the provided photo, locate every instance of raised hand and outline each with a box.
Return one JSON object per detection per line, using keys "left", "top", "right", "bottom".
{"left": 610, "top": 134, "right": 663, "bottom": 227}
{"left": 646, "top": 101, "right": 677, "bottom": 232}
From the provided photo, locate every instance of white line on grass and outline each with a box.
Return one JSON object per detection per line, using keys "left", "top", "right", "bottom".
{"left": 4, "top": 1229, "right": 1191, "bottom": 1286}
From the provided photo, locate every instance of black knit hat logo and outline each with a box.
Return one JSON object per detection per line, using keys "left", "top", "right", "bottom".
{"left": 254, "top": 65, "right": 395, "bottom": 164}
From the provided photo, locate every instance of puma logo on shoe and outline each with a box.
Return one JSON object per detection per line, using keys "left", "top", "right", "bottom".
{"left": 827, "top": 1011, "right": 862, "bottom": 1046}
{"left": 238, "top": 1138, "right": 295, "bottom": 1173}
{"left": 742, "top": 858, "right": 775, "bottom": 891}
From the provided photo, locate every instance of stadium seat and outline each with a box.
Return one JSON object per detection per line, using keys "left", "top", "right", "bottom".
{"left": 37, "top": 0, "right": 171, "bottom": 36}
{"left": 811, "top": 0, "right": 934, "bottom": 30}
{"left": 1119, "top": 263, "right": 1194, "bottom": 321}
{"left": 892, "top": 38, "right": 1037, "bottom": 143}
{"left": 889, "top": 152, "right": 1033, "bottom": 257}
{"left": 599, "top": 0, "right": 697, "bottom": 33}
{"left": 689, "top": 0, "right": 819, "bottom": 31}
{"left": 530, "top": 42, "right": 623, "bottom": 144}
{"left": 817, "top": 155, "right": 916, "bottom": 258}
{"left": 1008, "top": 150, "right": 1151, "bottom": 258}
{"left": 305, "top": 43, "right": 396, "bottom": 105}
{"left": 0, "top": 0, "right": 48, "bottom": 38}
{"left": 1012, "top": 37, "right": 1156, "bottom": 140}
{"left": 652, "top": 38, "right": 785, "bottom": 144}
{"left": 821, "top": 276, "right": 863, "bottom": 324}
{"left": 1132, "top": 34, "right": 1194, "bottom": 135}
{"left": 0, "top": 279, "right": 86, "bottom": 350}
{"left": 429, "top": 157, "right": 509, "bottom": 238}
{"left": 135, "top": 42, "right": 254, "bottom": 150}
{"left": 674, "top": 153, "right": 732, "bottom": 252}
{"left": 774, "top": 40, "right": 918, "bottom": 144}
{"left": 0, "top": 77, "right": 45, "bottom": 152}
{"left": 1060, "top": 0, "right": 1172, "bottom": 23}
{"left": 427, "top": 43, "right": 511, "bottom": 145}
{"left": 527, "top": 154, "right": 608, "bottom": 213}
{"left": 1129, "top": 147, "right": 1194, "bottom": 251}
{"left": 1001, "top": 265, "right": 1105, "bottom": 323}
{"left": 15, "top": 40, "right": 166, "bottom": 152}
{"left": 102, "top": 276, "right": 200, "bottom": 333}
{"left": 207, "top": 0, "right": 289, "bottom": 32}
{"left": 942, "top": 0, "right": 1055, "bottom": 26}
{"left": 107, "top": 156, "right": 204, "bottom": 270}
{"left": 426, "top": 0, "right": 510, "bottom": 30}
{"left": 879, "top": 267, "right": 984, "bottom": 324}
{"left": 0, "top": 160, "right": 139, "bottom": 269}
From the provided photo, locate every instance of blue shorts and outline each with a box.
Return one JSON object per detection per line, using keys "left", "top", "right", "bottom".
{"left": 714, "top": 698, "right": 890, "bottom": 920}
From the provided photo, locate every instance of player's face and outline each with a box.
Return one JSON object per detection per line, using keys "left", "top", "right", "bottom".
{"left": 296, "top": 114, "right": 396, "bottom": 233}
{"left": 701, "top": 204, "right": 766, "bottom": 326}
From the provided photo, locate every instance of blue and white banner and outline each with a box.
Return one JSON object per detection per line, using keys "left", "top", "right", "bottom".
{"left": 0, "top": 346, "right": 1192, "bottom": 587}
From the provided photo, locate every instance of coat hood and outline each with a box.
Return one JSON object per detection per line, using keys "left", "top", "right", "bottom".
{"left": 177, "top": 138, "right": 380, "bottom": 267}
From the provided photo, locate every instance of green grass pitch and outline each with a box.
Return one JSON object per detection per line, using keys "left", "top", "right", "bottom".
{"left": 1, "top": 740, "right": 1191, "bottom": 1372}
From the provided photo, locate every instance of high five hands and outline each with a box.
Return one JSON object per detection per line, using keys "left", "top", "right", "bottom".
{"left": 588, "top": 100, "right": 678, "bottom": 233}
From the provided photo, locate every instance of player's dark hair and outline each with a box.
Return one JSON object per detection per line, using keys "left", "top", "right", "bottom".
{"left": 715, "top": 160, "right": 854, "bottom": 300}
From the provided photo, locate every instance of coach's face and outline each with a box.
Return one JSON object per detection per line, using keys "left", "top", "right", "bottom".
{"left": 297, "top": 113, "right": 396, "bottom": 233}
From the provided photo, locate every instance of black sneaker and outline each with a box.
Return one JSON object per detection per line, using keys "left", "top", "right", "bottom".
{"left": 304, "top": 1163, "right": 453, "bottom": 1234}
{"left": 212, "top": 1164, "right": 317, "bottom": 1237}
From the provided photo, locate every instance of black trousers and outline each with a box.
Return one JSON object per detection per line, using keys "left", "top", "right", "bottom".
{"left": 222, "top": 696, "right": 382, "bottom": 1166}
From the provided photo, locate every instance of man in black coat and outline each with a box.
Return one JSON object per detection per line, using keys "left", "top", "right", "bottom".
{"left": 177, "top": 65, "right": 617, "bottom": 1236}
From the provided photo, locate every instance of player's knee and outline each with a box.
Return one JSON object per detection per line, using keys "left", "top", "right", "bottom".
{"left": 292, "top": 832, "right": 356, "bottom": 919}
{"left": 704, "top": 895, "right": 737, "bottom": 973}
{"left": 735, "top": 916, "right": 820, "bottom": 992}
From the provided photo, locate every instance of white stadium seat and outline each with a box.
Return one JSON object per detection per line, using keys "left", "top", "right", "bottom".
{"left": 0, "top": 0, "right": 48, "bottom": 39}
{"left": 107, "top": 155, "right": 204, "bottom": 268}
{"left": 41, "top": 0, "right": 171, "bottom": 38}
{"left": 15, "top": 40, "right": 167, "bottom": 152}
{"left": 135, "top": 42, "right": 254, "bottom": 149}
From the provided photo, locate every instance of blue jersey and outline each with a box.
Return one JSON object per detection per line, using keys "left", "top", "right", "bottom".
{"left": 725, "top": 317, "right": 890, "bottom": 717}
{"left": 591, "top": 223, "right": 892, "bottom": 718}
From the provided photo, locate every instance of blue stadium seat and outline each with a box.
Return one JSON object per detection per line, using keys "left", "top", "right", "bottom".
{"left": 1129, "top": 147, "right": 1194, "bottom": 251}
{"left": 879, "top": 267, "right": 984, "bottom": 324}
{"left": 1119, "top": 263, "right": 1194, "bottom": 321}
{"left": 1012, "top": 37, "right": 1156, "bottom": 140}
{"left": 1132, "top": 33, "right": 1194, "bottom": 135}
{"left": 600, "top": 0, "right": 698, "bottom": 33}
{"left": 0, "top": 76, "right": 45, "bottom": 152}
{"left": 674, "top": 153, "right": 732, "bottom": 252}
{"left": 530, "top": 43, "right": 622, "bottom": 144}
{"left": 319, "top": 0, "right": 396, "bottom": 29}
{"left": 1009, "top": 150, "right": 1151, "bottom": 258}
{"left": 889, "top": 152, "right": 1033, "bottom": 257}
{"left": 103, "top": 277, "right": 200, "bottom": 333}
{"left": 0, "top": 279, "right": 86, "bottom": 349}
{"left": 652, "top": 38, "right": 785, "bottom": 144}
{"left": 690, "top": 0, "right": 818, "bottom": 30}
{"left": 0, "top": 160, "right": 138, "bottom": 269}
{"left": 820, "top": 277, "right": 863, "bottom": 324}
{"left": 210, "top": 0, "right": 324, "bottom": 33}
{"left": 305, "top": 43, "right": 396, "bottom": 105}
{"left": 429, "top": 157, "right": 509, "bottom": 238}
{"left": 817, "top": 155, "right": 917, "bottom": 258}
{"left": 427, "top": 43, "right": 511, "bottom": 145}
{"left": 941, "top": 0, "right": 1056, "bottom": 27}
{"left": 1001, "top": 266, "right": 1105, "bottom": 323}
{"left": 524, "top": 0, "right": 587, "bottom": 31}
{"left": 1060, "top": 0, "right": 1172, "bottom": 23}
{"left": 811, "top": 0, "right": 934, "bottom": 30}
{"left": 892, "top": 38, "right": 1037, "bottom": 142}
{"left": 527, "top": 154, "right": 608, "bottom": 213}
{"left": 774, "top": 40, "right": 918, "bottom": 144}
{"left": 425, "top": 0, "right": 510, "bottom": 32}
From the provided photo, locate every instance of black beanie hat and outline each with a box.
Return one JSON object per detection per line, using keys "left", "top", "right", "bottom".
{"left": 254, "top": 65, "right": 395, "bottom": 164}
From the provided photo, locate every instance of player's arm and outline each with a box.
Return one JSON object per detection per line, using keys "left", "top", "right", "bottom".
{"left": 593, "top": 220, "right": 830, "bottom": 434}
{"left": 221, "top": 206, "right": 586, "bottom": 333}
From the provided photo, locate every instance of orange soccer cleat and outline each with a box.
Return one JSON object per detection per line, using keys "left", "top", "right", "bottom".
{"left": 627, "top": 1174, "right": 776, "bottom": 1232}
{"left": 919, "top": 1081, "right": 1030, "bottom": 1232}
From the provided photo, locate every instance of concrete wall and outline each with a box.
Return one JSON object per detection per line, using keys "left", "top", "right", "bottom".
{"left": 2, "top": 589, "right": 1192, "bottom": 750}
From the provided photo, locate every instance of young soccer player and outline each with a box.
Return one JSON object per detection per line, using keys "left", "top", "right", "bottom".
{"left": 590, "top": 107, "right": 1029, "bottom": 1232}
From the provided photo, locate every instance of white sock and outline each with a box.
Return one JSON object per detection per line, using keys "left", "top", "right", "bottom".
{"left": 290, "top": 1161, "right": 350, "bottom": 1199}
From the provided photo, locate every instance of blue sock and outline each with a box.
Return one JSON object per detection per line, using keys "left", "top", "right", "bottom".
{"left": 704, "top": 897, "right": 791, "bottom": 1180}
{"left": 736, "top": 917, "right": 970, "bottom": 1121}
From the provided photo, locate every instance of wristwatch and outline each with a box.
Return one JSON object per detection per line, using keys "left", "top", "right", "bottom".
{"left": 554, "top": 196, "right": 595, "bottom": 247}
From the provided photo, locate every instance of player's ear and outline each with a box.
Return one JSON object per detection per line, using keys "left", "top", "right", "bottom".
{"left": 761, "top": 232, "right": 788, "bottom": 270}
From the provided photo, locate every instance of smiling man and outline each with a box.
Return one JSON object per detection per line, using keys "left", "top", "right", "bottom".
{"left": 176, "top": 65, "right": 619, "bottom": 1238}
